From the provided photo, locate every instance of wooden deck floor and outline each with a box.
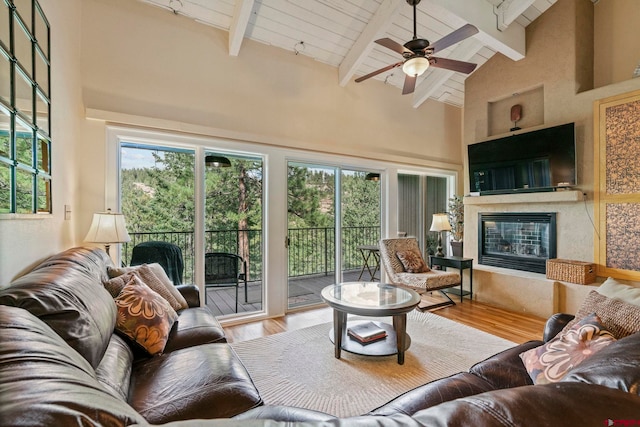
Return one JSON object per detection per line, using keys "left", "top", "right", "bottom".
{"left": 205, "top": 269, "right": 364, "bottom": 316}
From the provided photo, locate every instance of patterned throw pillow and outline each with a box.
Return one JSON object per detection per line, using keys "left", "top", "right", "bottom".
{"left": 520, "top": 313, "right": 616, "bottom": 385}
{"left": 561, "top": 290, "right": 640, "bottom": 339}
{"left": 396, "top": 249, "right": 430, "bottom": 273}
{"left": 106, "top": 264, "right": 188, "bottom": 311}
{"left": 114, "top": 275, "right": 178, "bottom": 355}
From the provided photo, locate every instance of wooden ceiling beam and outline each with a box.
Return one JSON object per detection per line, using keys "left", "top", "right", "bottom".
{"left": 338, "top": 0, "right": 405, "bottom": 87}
{"left": 421, "top": 0, "right": 526, "bottom": 61}
{"left": 229, "top": 0, "right": 255, "bottom": 56}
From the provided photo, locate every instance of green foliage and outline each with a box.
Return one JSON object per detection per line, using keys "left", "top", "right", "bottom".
{"left": 341, "top": 171, "right": 381, "bottom": 227}
{"left": 121, "top": 149, "right": 382, "bottom": 281}
{"left": 287, "top": 166, "right": 333, "bottom": 228}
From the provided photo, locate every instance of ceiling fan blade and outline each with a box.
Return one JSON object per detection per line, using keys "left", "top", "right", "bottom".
{"left": 428, "top": 24, "right": 479, "bottom": 53}
{"left": 430, "top": 57, "right": 477, "bottom": 74}
{"left": 375, "top": 38, "right": 412, "bottom": 55}
{"left": 355, "top": 62, "right": 402, "bottom": 83}
{"left": 402, "top": 74, "right": 417, "bottom": 95}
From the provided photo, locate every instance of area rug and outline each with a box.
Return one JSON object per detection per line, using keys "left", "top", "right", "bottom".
{"left": 231, "top": 310, "right": 516, "bottom": 417}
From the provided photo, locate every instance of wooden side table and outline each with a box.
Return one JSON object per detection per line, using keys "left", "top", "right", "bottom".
{"left": 428, "top": 256, "right": 473, "bottom": 301}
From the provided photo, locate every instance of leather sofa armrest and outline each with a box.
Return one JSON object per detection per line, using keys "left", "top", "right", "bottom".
{"left": 543, "top": 313, "right": 575, "bottom": 342}
{"left": 176, "top": 284, "right": 201, "bottom": 307}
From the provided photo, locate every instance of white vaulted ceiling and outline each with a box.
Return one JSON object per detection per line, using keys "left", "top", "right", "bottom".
{"left": 135, "top": 0, "right": 557, "bottom": 108}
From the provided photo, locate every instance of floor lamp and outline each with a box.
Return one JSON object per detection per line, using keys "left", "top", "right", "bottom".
{"left": 84, "top": 209, "right": 131, "bottom": 256}
{"left": 430, "top": 213, "right": 452, "bottom": 257}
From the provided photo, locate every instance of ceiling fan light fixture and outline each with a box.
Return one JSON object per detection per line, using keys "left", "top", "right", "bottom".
{"left": 402, "top": 57, "right": 429, "bottom": 77}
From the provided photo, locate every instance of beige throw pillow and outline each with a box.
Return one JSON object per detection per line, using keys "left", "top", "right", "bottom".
{"left": 597, "top": 277, "right": 640, "bottom": 307}
{"left": 106, "top": 264, "right": 188, "bottom": 311}
{"left": 562, "top": 290, "right": 640, "bottom": 339}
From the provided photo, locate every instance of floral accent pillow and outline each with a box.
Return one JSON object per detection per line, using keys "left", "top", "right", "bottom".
{"left": 396, "top": 249, "right": 430, "bottom": 273}
{"left": 520, "top": 313, "right": 616, "bottom": 385}
{"left": 114, "top": 275, "right": 178, "bottom": 356}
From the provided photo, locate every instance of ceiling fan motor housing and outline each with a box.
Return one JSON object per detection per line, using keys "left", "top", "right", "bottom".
{"left": 403, "top": 38, "right": 432, "bottom": 57}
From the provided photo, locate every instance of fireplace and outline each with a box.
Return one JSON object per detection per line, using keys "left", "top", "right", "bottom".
{"left": 478, "top": 212, "right": 557, "bottom": 274}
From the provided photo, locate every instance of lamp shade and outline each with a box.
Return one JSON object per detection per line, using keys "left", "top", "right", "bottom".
{"left": 84, "top": 209, "right": 131, "bottom": 244}
{"left": 402, "top": 57, "right": 430, "bottom": 77}
{"left": 205, "top": 155, "right": 231, "bottom": 167}
{"left": 429, "top": 213, "right": 452, "bottom": 232}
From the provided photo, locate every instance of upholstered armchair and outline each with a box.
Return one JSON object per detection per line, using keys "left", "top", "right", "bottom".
{"left": 379, "top": 238, "right": 461, "bottom": 310}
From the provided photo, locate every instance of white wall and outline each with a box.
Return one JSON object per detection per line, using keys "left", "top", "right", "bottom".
{"left": 1, "top": 0, "right": 463, "bottom": 286}
{"left": 0, "top": 0, "right": 84, "bottom": 283}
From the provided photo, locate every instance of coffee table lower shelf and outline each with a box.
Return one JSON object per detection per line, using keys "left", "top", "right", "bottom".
{"left": 329, "top": 320, "right": 411, "bottom": 357}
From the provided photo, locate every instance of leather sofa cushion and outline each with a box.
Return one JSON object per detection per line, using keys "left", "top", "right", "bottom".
{"left": 469, "top": 340, "right": 542, "bottom": 389}
{"left": 128, "top": 343, "right": 262, "bottom": 423}
{"left": 0, "top": 305, "right": 145, "bottom": 427}
{"left": 163, "top": 306, "right": 227, "bottom": 353}
{"left": 368, "top": 372, "right": 495, "bottom": 416}
{"left": 562, "top": 331, "right": 640, "bottom": 394}
{"left": 412, "top": 382, "right": 640, "bottom": 427}
{"left": 234, "top": 405, "right": 336, "bottom": 422}
{"left": 0, "top": 247, "right": 117, "bottom": 368}
{"left": 96, "top": 334, "right": 135, "bottom": 401}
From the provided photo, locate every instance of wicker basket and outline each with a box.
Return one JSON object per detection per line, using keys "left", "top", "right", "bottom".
{"left": 546, "top": 259, "right": 596, "bottom": 285}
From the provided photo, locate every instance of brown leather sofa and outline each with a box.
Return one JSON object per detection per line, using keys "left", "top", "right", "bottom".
{"left": 2, "top": 247, "right": 639, "bottom": 426}
{"left": 0, "top": 247, "right": 262, "bottom": 426}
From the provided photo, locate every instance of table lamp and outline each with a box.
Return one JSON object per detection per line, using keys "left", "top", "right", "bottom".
{"left": 84, "top": 209, "right": 131, "bottom": 255}
{"left": 430, "top": 213, "right": 452, "bottom": 257}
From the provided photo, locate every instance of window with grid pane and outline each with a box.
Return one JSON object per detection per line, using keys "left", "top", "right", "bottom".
{"left": 0, "top": 0, "right": 51, "bottom": 214}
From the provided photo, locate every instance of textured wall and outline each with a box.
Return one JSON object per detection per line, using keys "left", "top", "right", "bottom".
{"left": 463, "top": 0, "right": 640, "bottom": 315}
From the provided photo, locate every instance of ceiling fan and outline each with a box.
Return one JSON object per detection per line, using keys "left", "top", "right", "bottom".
{"left": 355, "top": 0, "right": 479, "bottom": 95}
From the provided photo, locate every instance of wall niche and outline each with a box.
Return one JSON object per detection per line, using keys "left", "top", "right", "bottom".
{"left": 487, "top": 86, "right": 544, "bottom": 137}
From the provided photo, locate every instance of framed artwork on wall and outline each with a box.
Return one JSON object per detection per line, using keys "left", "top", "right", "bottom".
{"left": 594, "top": 89, "right": 640, "bottom": 280}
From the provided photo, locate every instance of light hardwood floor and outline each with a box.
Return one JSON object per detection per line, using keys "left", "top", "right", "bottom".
{"left": 224, "top": 297, "right": 547, "bottom": 344}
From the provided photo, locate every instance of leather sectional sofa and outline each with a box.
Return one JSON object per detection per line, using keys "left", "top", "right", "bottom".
{"left": 1, "top": 247, "right": 639, "bottom": 426}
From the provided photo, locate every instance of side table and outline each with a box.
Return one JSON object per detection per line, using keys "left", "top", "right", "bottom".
{"left": 428, "top": 256, "right": 473, "bottom": 301}
{"left": 356, "top": 245, "right": 380, "bottom": 281}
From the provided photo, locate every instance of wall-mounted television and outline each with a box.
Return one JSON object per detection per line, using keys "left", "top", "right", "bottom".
{"left": 468, "top": 123, "right": 576, "bottom": 195}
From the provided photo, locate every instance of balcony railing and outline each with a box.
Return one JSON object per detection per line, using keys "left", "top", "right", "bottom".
{"left": 122, "top": 226, "right": 380, "bottom": 284}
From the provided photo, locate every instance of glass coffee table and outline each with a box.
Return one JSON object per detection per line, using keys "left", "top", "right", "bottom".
{"left": 320, "top": 282, "right": 421, "bottom": 365}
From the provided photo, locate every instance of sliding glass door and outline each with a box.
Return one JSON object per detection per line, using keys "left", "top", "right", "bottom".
{"left": 118, "top": 141, "right": 264, "bottom": 318}
{"left": 119, "top": 143, "right": 196, "bottom": 280}
{"left": 286, "top": 162, "right": 382, "bottom": 310}
{"left": 287, "top": 162, "right": 336, "bottom": 309}
{"left": 204, "top": 153, "right": 264, "bottom": 315}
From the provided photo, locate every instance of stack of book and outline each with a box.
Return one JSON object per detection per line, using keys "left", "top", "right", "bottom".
{"left": 347, "top": 321, "right": 387, "bottom": 344}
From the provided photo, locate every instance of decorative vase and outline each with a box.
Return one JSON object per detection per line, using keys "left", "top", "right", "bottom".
{"left": 451, "top": 241, "right": 463, "bottom": 257}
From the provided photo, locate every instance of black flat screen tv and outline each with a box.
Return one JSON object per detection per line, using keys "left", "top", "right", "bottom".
{"left": 468, "top": 123, "right": 576, "bottom": 195}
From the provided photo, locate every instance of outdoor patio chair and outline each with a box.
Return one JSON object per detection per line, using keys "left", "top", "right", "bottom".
{"left": 379, "top": 238, "right": 461, "bottom": 311}
{"left": 130, "top": 241, "right": 184, "bottom": 286}
{"left": 204, "top": 252, "right": 248, "bottom": 312}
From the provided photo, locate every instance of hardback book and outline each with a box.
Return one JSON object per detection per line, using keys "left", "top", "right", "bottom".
{"left": 347, "top": 321, "right": 387, "bottom": 343}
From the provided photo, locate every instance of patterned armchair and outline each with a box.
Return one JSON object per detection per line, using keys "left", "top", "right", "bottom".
{"left": 379, "top": 238, "right": 461, "bottom": 310}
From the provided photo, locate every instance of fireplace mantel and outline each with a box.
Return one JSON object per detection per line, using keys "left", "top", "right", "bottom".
{"left": 463, "top": 190, "right": 583, "bottom": 206}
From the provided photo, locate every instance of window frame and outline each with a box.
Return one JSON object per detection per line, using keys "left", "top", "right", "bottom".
{"left": 0, "top": 0, "right": 51, "bottom": 215}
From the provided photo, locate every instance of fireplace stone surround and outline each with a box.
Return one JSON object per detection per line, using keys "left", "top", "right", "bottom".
{"left": 463, "top": 190, "right": 596, "bottom": 318}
